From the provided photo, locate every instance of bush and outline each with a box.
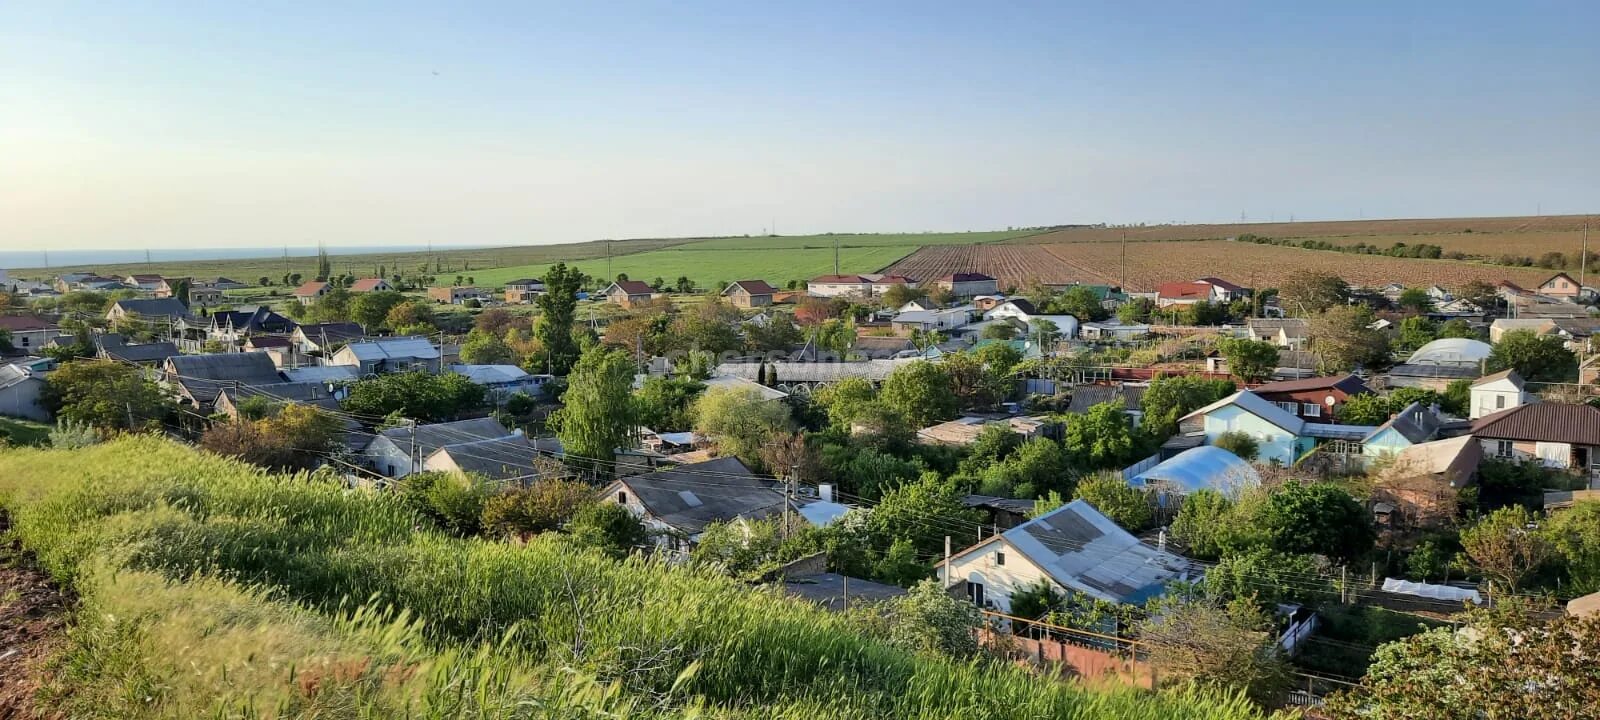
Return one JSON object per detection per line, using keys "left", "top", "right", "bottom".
{"left": 1213, "top": 431, "right": 1258, "bottom": 461}
{"left": 395, "top": 470, "right": 490, "bottom": 536}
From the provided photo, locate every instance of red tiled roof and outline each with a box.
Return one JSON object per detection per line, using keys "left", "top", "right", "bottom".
{"left": 1198, "top": 277, "right": 1244, "bottom": 292}
{"left": 1472, "top": 403, "right": 1600, "bottom": 446}
{"left": 349, "top": 278, "right": 388, "bottom": 292}
{"left": 1254, "top": 374, "right": 1371, "bottom": 396}
{"left": 725, "top": 280, "right": 778, "bottom": 295}
{"left": 609, "top": 280, "right": 653, "bottom": 294}
{"left": 874, "top": 275, "right": 912, "bottom": 284}
{"left": 292, "top": 281, "right": 329, "bottom": 296}
{"left": 1157, "top": 281, "right": 1212, "bottom": 300}
{"left": 811, "top": 275, "right": 869, "bottom": 284}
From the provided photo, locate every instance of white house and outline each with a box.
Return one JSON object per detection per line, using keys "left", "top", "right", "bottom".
{"left": 1080, "top": 321, "right": 1150, "bottom": 341}
{"left": 982, "top": 300, "right": 1079, "bottom": 339}
{"left": 0, "top": 364, "right": 50, "bottom": 422}
{"left": 1181, "top": 391, "right": 1311, "bottom": 466}
{"left": 1471, "top": 402, "right": 1600, "bottom": 474}
{"left": 1469, "top": 369, "right": 1533, "bottom": 420}
{"left": 940, "top": 499, "right": 1202, "bottom": 612}
{"left": 449, "top": 364, "right": 552, "bottom": 402}
{"left": 330, "top": 337, "right": 441, "bottom": 375}
{"left": 0, "top": 316, "right": 60, "bottom": 354}
{"left": 363, "top": 417, "right": 515, "bottom": 479}
{"left": 891, "top": 306, "right": 975, "bottom": 333}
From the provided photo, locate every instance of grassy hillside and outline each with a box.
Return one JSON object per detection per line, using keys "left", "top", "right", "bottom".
{"left": 0, "top": 437, "right": 1264, "bottom": 720}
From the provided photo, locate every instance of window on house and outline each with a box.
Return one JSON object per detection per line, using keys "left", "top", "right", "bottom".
{"left": 1496, "top": 395, "right": 1506, "bottom": 409}
{"left": 618, "top": 491, "right": 628, "bottom": 504}
{"left": 1302, "top": 403, "right": 1322, "bottom": 417}
{"left": 1496, "top": 440, "right": 1514, "bottom": 459}
{"left": 969, "top": 582, "right": 986, "bottom": 607}
{"left": 1275, "top": 401, "right": 1298, "bottom": 414}
{"left": 995, "top": 551, "right": 1005, "bottom": 566}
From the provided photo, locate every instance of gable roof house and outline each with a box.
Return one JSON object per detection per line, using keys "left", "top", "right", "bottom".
{"left": 362, "top": 417, "right": 516, "bottom": 479}
{"left": 292, "top": 322, "right": 366, "bottom": 354}
{"left": 105, "top": 297, "right": 191, "bottom": 325}
{"left": 1196, "top": 277, "right": 1247, "bottom": 302}
{"left": 329, "top": 337, "right": 441, "bottom": 375}
{"left": 722, "top": 280, "right": 778, "bottom": 308}
{"left": 449, "top": 364, "right": 553, "bottom": 402}
{"left": 292, "top": 281, "right": 332, "bottom": 305}
{"left": 1372, "top": 434, "right": 1482, "bottom": 531}
{"left": 602, "top": 280, "right": 655, "bottom": 307}
{"left": 940, "top": 499, "right": 1203, "bottom": 613}
{"left": 0, "top": 363, "right": 50, "bottom": 422}
{"left": 1180, "top": 390, "right": 1387, "bottom": 467}
{"left": 94, "top": 333, "right": 181, "bottom": 366}
{"left": 503, "top": 278, "right": 546, "bottom": 304}
{"left": 349, "top": 278, "right": 393, "bottom": 293}
{"left": 1252, "top": 374, "right": 1373, "bottom": 423}
{"left": 197, "top": 306, "right": 296, "bottom": 347}
{"left": 1472, "top": 402, "right": 1600, "bottom": 474}
{"left": 427, "top": 286, "right": 490, "bottom": 305}
{"left": 0, "top": 316, "right": 60, "bottom": 354}
{"left": 930, "top": 272, "right": 999, "bottom": 298}
{"left": 163, "top": 351, "right": 286, "bottom": 409}
{"left": 891, "top": 306, "right": 976, "bottom": 334}
{"left": 1469, "top": 369, "right": 1532, "bottom": 420}
{"left": 124, "top": 274, "right": 166, "bottom": 291}
{"left": 1538, "top": 272, "right": 1582, "bottom": 300}
{"left": 421, "top": 433, "right": 565, "bottom": 484}
{"left": 599, "top": 457, "right": 793, "bottom": 548}
{"left": 1155, "top": 281, "right": 1214, "bottom": 308}
{"left": 807, "top": 274, "right": 875, "bottom": 298}
{"left": 1245, "top": 318, "right": 1310, "bottom": 349}
{"left": 213, "top": 381, "right": 343, "bottom": 421}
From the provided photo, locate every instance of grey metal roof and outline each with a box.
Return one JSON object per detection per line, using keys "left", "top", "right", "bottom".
{"left": 429, "top": 434, "right": 561, "bottom": 481}
{"left": 378, "top": 417, "right": 513, "bottom": 458}
{"left": 994, "top": 499, "right": 1201, "bottom": 606}
{"left": 1303, "top": 422, "right": 1378, "bottom": 440}
{"left": 166, "top": 351, "right": 286, "bottom": 404}
{"left": 219, "top": 381, "right": 341, "bottom": 411}
{"left": 280, "top": 365, "right": 361, "bottom": 383}
{"left": 1367, "top": 401, "right": 1443, "bottom": 443}
{"left": 1386, "top": 363, "right": 1480, "bottom": 380}
{"left": 1068, "top": 385, "right": 1145, "bottom": 414}
{"left": 716, "top": 359, "right": 919, "bottom": 383}
{"left": 962, "top": 494, "right": 1037, "bottom": 516}
{"left": 95, "top": 334, "right": 181, "bottom": 364}
{"left": 613, "top": 457, "right": 786, "bottom": 535}
{"left": 782, "top": 573, "right": 907, "bottom": 612}
{"left": 295, "top": 323, "right": 366, "bottom": 345}
{"left": 341, "top": 337, "right": 440, "bottom": 362}
{"left": 0, "top": 364, "right": 39, "bottom": 391}
{"left": 110, "top": 298, "right": 190, "bottom": 318}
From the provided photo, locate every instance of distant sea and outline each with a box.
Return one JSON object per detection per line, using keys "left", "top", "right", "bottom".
{"left": 0, "top": 244, "right": 510, "bottom": 270}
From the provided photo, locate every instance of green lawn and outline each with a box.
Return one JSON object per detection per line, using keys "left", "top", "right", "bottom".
{"left": 472, "top": 242, "right": 926, "bottom": 289}
{"left": 0, "top": 418, "right": 51, "bottom": 447}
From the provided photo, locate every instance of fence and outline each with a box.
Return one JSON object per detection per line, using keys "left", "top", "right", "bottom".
{"left": 978, "top": 610, "right": 1155, "bottom": 689}
{"left": 1120, "top": 452, "right": 1161, "bottom": 480}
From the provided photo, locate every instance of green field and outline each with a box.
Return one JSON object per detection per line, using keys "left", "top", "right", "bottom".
{"left": 0, "top": 418, "right": 50, "bottom": 446}
{"left": 471, "top": 230, "right": 1041, "bottom": 288}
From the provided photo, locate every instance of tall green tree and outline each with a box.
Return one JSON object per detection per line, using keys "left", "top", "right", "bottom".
{"left": 1395, "top": 287, "right": 1434, "bottom": 313}
{"left": 459, "top": 328, "right": 518, "bottom": 365}
{"left": 880, "top": 361, "right": 956, "bottom": 428}
{"left": 1258, "top": 481, "right": 1373, "bottom": 562}
{"left": 693, "top": 386, "right": 793, "bottom": 470}
{"left": 1486, "top": 329, "right": 1577, "bottom": 383}
{"left": 1140, "top": 374, "right": 1236, "bottom": 441}
{"left": 1216, "top": 337, "right": 1279, "bottom": 384}
{"left": 1063, "top": 402, "right": 1142, "bottom": 469}
{"left": 1278, "top": 270, "right": 1349, "bottom": 315}
{"left": 341, "top": 371, "right": 486, "bottom": 421}
{"left": 1072, "top": 472, "right": 1152, "bottom": 531}
{"left": 812, "top": 377, "right": 878, "bottom": 429}
{"left": 868, "top": 471, "right": 981, "bottom": 554}
{"left": 550, "top": 346, "right": 637, "bottom": 474}
{"left": 1054, "top": 285, "right": 1109, "bottom": 321}
{"left": 40, "top": 360, "right": 174, "bottom": 431}
{"left": 1459, "top": 505, "right": 1551, "bottom": 591}
{"left": 349, "top": 290, "right": 408, "bottom": 330}
{"left": 536, "top": 262, "right": 584, "bottom": 375}
{"left": 633, "top": 376, "right": 704, "bottom": 432}
{"left": 315, "top": 245, "right": 333, "bottom": 281}
{"left": 1309, "top": 305, "right": 1391, "bottom": 373}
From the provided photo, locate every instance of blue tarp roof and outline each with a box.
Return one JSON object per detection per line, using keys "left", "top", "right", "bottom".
{"left": 1130, "top": 446, "right": 1261, "bottom": 494}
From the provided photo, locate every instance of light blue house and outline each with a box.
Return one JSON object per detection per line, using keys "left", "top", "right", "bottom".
{"left": 1361, "top": 401, "right": 1446, "bottom": 461}
{"left": 1181, "top": 390, "right": 1385, "bottom": 466}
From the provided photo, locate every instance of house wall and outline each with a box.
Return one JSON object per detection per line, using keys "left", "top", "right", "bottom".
{"left": 1542, "top": 277, "right": 1580, "bottom": 299}
{"left": 1479, "top": 438, "right": 1571, "bottom": 468}
{"left": 944, "top": 539, "right": 1055, "bottom": 613}
{"left": 1254, "top": 389, "right": 1341, "bottom": 421}
{"left": 1470, "top": 382, "right": 1529, "bottom": 419}
{"left": 1201, "top": 405, "right": 1300, "bottom": 465}
{"left": 1362, "top": 427, "right": 1414, "bottom": 459}
{"left": 808, "top": 282, "right": 870, "bottom": 298}
{"left": 0, "top": 378, "right": 49, "bottom": 422}
{"left": 728, "top": 292, "right": 772, "bottom": 308}
{"left": 365, "top": 436, "right": 419, "bottom": 477}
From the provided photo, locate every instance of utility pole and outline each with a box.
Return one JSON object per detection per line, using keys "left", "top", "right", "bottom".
{"left": 606, "top": 239, "right": 612, "bottom": 282}
{"left": 1120, "top": 230, "right": 1127, "bottom": 290}
{"left": 943, "top": 536, "right": 952, "bottom": 588}
{"left": 783, "top": 463, "right": 798, "bottom": 539}
{"left": 408, "top": 419, "right": 419, "bottom": 475}
{"left": 1582, "top": 222, "right": 1590, "bottom": 293}
{"left": 833, "top": 235, "right": 840, "bottom": 276}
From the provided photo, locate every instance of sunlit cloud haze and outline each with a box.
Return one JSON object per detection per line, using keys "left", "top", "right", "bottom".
{"left": 3, "top": 1, "right": 1596, "bottom": 250}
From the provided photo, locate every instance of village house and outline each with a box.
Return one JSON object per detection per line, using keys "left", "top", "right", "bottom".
{"left": 1472, "top": 402, "right": 1600, "bottom": 477}
{"left": 1252, "top": 374, "right": 1373, "bottom": 423}
{"left": 722, "top": 280, "right": 778, "bottom": 308}
{"left": 1079, "top": 320, "right": 1151, "bottom": 341}
{"left": 601, "top": 280, "right": 655, "bottom": 307}
{"left": 1179, "top": 390, "right": 1387, "bottom": 466}
{"left": 0, "top": 316, "right": 60, "bottom": 355}
{"left": 449, "top": 364, "right": 553, "bottom": 402}
{"left": 0, "top": 364, "right": 50, "bottom": 422}
{"left": 292, "top": 322, "right": 366, "bottom": 354}
{"left": 427, "top": 286, "right": 490, "bottom": 305}
{"left": 422, "top": 433, "right": 565, "bottom": 484}
{"left": 206, "top": 277, "right": 249, "bottom": 290}
{"left": 1469, "top": 369, "right": 1533, "bottom": 420}
{"left": 939, "top": 499, "right": 1203, "bottom": 613}
{"left": 105, "top": 297, "right": 190, "bottom": 325}
{"left": 93, "top": 334, "right": 180, "bottom": 366}
{"left": 929, "top": 272, "right": 999, "bottom": 298}
{"left": 805, "top": 273, "right": 915, "bottom": 299}
{"left": 213, "top": 381, "right": 343, "bottom": 421}
{"left": 1537, "top": 272, "right": 1582, "bottom": 301}
{"left": 599, "top": 457, "right": 791, "bottom": 549}
{"left": 503, "top": 278, "right": 545, "bottom": 304}
{"left": 163, "top": 351, "right": 286, "bottom": 409}
{"left": 329, "top": 337, "right": 442, "bottom": 375}
{"left": 891, "top": 306, "right": 976, "bottom": 335}
{"left": 1066, "top": 384, "right": 1145, "bottom": 424}
{"left": 915, "top": 415, "right": 1050, "bottom": 446}
{"left": 1371, "top": 435, "right": 1481, "bottom": 531}
{"left": 1245, "top": 318, "right": 1310, "bottom": 349}
{"left": 176, "top": 306, "right": 296, "bottom": 351}
{"left": 981, "top": 299, "right": 1079, "bottom": 339}
{"left": 187, "top": 285, "right": 224, "bottom": 307}
{"left": 292, "top": 280, "right": 332, "bottom": 305}
{"left": 363, "top": 417, "right": 516, "bottom": 479}
{"left": 124, "top": 274, "right": 165, "bottom": 292}
{"left": 349, "top": 278, "right": 394, "bottom": 293}
{"left": 714, "top": 358, "right": 922, "bottom": 393}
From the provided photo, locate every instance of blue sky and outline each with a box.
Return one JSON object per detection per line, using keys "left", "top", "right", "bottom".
{"left": 3, "top": 1, "right": 1596, "bottom": 250}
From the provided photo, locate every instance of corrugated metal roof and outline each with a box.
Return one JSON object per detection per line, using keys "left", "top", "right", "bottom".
{"left": 449, "top": 364, "right": 530, "bottom": 385}
{"left": 1472, "top": 402, "right": 1600, "bottom": 446}
{"left": 613, "top": 457, "right": 785, "bottom": 535}
{"left": 378, "top": 417, "right": 514, "bottom": 458}
{"left": 998, "top": 500, "right": 1201, "bottom": 606}
{"left": 1068, "top": 385, "right": 1145, "bottom": 414}
{"left": 1130, "top": 446, "right": 1261, "bottom": 494}
{"left": 1181, "top": 390, "right": 1304, "bottom": 435}
{"left": 341, "top": 337, "right": 440, "bottom": 362}
{"left": 1254, "top": 374, "right": 1370, "bottom": 395}
{"left": 715, "top": 359, "right": 918, "bottom": 383}
{"left": 281, "top": 365, "right": 361, "bottom": 383}
{"left": 166, "top": 351, "right": 286, "bottom": 404}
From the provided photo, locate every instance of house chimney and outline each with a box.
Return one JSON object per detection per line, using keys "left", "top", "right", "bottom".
{"left": 819, "top": 483, "right": 834, "bottom": 503}
{"left": 1158, "top": 528, "right": 1167, "bottom": 552}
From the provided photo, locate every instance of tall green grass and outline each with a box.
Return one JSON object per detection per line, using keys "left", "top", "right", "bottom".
{"left": 0, "top": 438, "right": 1271, "bottom": 719}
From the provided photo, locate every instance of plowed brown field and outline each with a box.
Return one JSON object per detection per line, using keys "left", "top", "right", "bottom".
{"left": 1011, "top": 214, "right": 1600, "bottom": 245}
{"left": 882, "top": 241, "right": 1557, "bottom": 292}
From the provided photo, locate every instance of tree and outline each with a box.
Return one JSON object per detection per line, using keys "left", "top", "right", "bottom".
{"left": 633, "top": 376, "right": 703, "bottom": 432}
{"left": 880, "top": 361, "right": 956, "bottom": 428}
{"left": 459, "top": 327, "right": 518, "bottom": 365}
{"left": 480, "top": 478, "right": 592, "bottom": 538}
{"left": 200, "top": 404, "right": 342, "bottom": 472}
{"left": 1072, "top": 472, "right": 1152, "bottom": 530}
{"left": 876, "top": 579, "right": 982, "bottom": 659}
{"left": 1309, "top": 305, "right": 1392, "bottom": 373}
{"left": 315, "top": 245, "right": 332, "bottom": 281}
{"left": 394, "top": 471, "right": 489, "bottom": 537}
{"left": 868, "top": 472, "right": 980, "bottom": 554}
{"left": 349, "top": 290, "right": 408, "bottom": 330}
{"left": 1487, "top": 329, "right": 1577, "bottom": 383}
{"left": 980, "top": 323, "right": 1017, "bottom": 340}
{"left": 1205, "top": 547, "right": 1328, "bottom": 608}
{"left": 566, "top": 502, "right": 650, "bottom": 559}
{"left": 1545, "top": 500, "right": 1600, "bottom": 594}
{"left": 880, "top": 283, "right": 928, "bottom": 308}
{"left": 941, "top": 352, "right": 1010, "bottom": 410}
{"left": 341, "top": 371, "right": 486, "bottom": 422}
{"left": 744, "top": 315, "right": 803, "bottom": 352}
{"left": 536, "top": 263, "right": 583, "bottom": 375}
{"left": 1029, "top": 318, "right": 1062, "bottom": 347}
{"left": 1215, "top": 337, "right": 1278, "bottom": 384}
{"left": 812, "top": 377, "right": 877, "bottom": 429}
{"left": 1278, "top": 270, "right": 1349, "bottom": 315}
{"left": 1258, "top": 481, "right": 1374, "bottom": 562}
{"left": 1140, "top": 374, "right": 1236, "bottom": 441}
{"left": 1213, "top": 430, "right": 1258, "bottom": 461}
{"left": 550, "top": 346, "right": 636, "bottom": 473}
{"left": 1054, "top": 285, "right": 1109, "bottom": 321}
{"left": 1117, "top": 296, "right": 1156, "bottom": 324}
{"left": 1335, "top": 393, "right": 1393, "bottom": 424}
{"left": 1396, "top": 287, "right": 1434, "bottom": 314}
{"left": 673, "top": 299, "right": 743, "bottom": 354}
{"left": 40, "top": 360, "right": 174, "bottom": 431}
{"left": 1395, "top": 316, "right": 1437, "bottom": 353}
{"left": 1329, "top": 610, "right": 1600, "bottom": 720}
{"left": 976, "top": 437, "right": 1073, "bottom": 499}
{"left": 309, "top": 286, "right": 352, "bottom": 323}
{"left": 384, "top": 299, "right": 436, "bottom": 333}
{"left": 693, "top": 386, "right": 793, "bottom": 469}
{"left": 1063, "top": 402, "right": 1142, "bottom": 469}
{"left": 1179, "top": 300, "right": 1228, "bottom": 327}
{"left": 1459, "top": 505, "right": 1550, "bottom": 591}
{"left": 1009, "top": 579, "right": 1064, "bottom": 622}
{"left": 1139, "top": 595, "right": 1291, "bottom": 707}
{"left": 1169, "top": 489, "right": 1234, "bottom": 560}
{"left": 973, "top": 341, "right": 1024, "bottom": 375}
{"left": 1437, "top": 318, "right": 1479, "bottom": 340}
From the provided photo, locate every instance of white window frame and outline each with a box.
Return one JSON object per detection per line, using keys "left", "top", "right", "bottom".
{"left": 1495, "top": 440, "right": 1514, "bottom": 459}
{"left": 1302, "top": 403, "right": 1322, "bottom": 417}
{"left": 1274, "top": 401, "right": 1298, "bottom": 414}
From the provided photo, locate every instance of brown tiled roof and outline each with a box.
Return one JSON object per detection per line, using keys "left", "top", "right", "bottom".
{"left": 1472, "top": 403, "right": 1600, "bottom": 446}
{"left": 349, "top": 278, "right": 388, "bottom": 292}
{"left": 1470, "top": 369, "right": 1522, "bottom": 388}
{"left": 811, "top": 275, "right": 869, "bottom": 284}
{"left": 293, "top": 281, "right": 329, "bottom": 296}
{"left": 1157, "top": 281, "right": 1211, "bottom": 300}
{"left": 608, "top": 280, "right": 653, "bottom": 295}
{"left": 1254, "top": 374, "right": 1371, "bottom": 396}
{"left": 725, "top": 280, "right": 778, "bottom": 295}
{"left": 0, "top": 316, "right": 55, "bottom": 332}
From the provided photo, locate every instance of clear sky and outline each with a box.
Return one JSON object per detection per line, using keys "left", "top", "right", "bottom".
{"left": 3, "top": 1, "right": 1596, "bottom": 251}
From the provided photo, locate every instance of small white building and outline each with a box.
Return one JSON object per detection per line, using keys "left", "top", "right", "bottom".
{"left": 0, "top": 364, "right": 50, "bottom": 422}
{"left": 449, "top": 364, "right": 552, "bottom": 402}
{"left": 1469, "top": 369, "right": 1533, "bottom": 420}
{"left": 940, "top": 499, "right": 1202, "bottom": 612}
{"left": 363, "top": 417, "right": 515, "bottom": 479}
{"left": 330, "top": 337, "right": 442, "bottom": 375}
